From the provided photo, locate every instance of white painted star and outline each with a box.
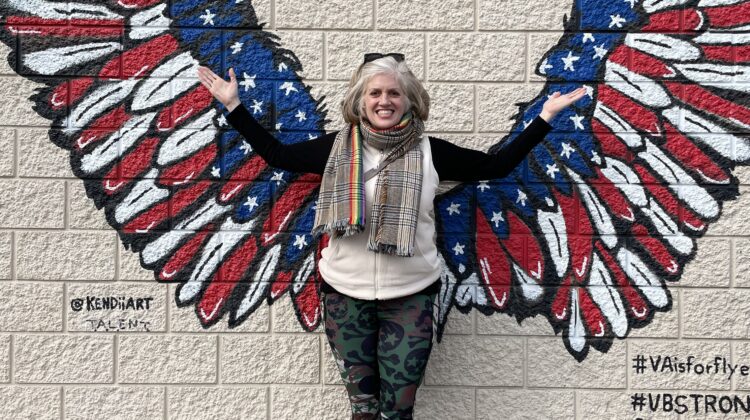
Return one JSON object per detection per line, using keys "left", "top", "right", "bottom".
{"left": 625, "top": 0, "right": 637, "bottom": 8}
{"left": 295, "top": 110, "right": 307, "bottom": 122}
{"left": 491, "top": 211, "right": 504, "bottom": 228}
{"left": 609, "top": 14, "right": 626, "bottom": 28}
{"left": 275, "top": 123, "right": 282, "bottom": 131}
{"left": 523, "top": 119, "right": 532, "bottom": 129}
{"left": 211, "top": 166, "right": 221, "bottom": 177}
{"left": 591, "top": 151, "right": 602, "bottom": 165}
{"left": 582, "top": 33, "right": 595, "bottom": 43}
{"left": 240, "top": 73, "right": 256, "bottom": 91}
{"left": 561, "top": 142, "right": 575, "bottom": 159}
{"left": 230, "top": 42, "right": 243, "bottom": 54}
{"left": 278, "top": 63, "right": 288, "bottom": 72}
{"left": 452, "top": 242, "right": 465, "bottom": 256}
{"left": 217, "top": 114, "right": 227, "bottom": 127}
{"left": 539, "top": 58, "right": 553, "bottom": 75}
{"left": 244, "top": 196, "right": 259, "bottom": 211}
{"left": 200, "top": 9, "right": 216, "bottom": 26}
{"left": 561, "top": 51, "right": 580, "bottom": 72}
{"left": 280, "top": 81, "right": 298, "bottom": 96}
{"left": 251, "top": 99, "right": 263, "bottom": 114}
{"left": 593, "top": 44, "right": 608, "bottom": 60}
{"left": 516, "top": 189, "right": 528, "bottom": 206}
{"left": 240, "top": 140, "right": 252, "bottom": 155}
{"left": 308, "top": 134, "right": 317, "bottom": 140}
{"left": 236, "top": 0, "right": 244, "bottom": 3}
{"left": 271, "top": 171, "right": 284, "bottom": 185}
{"left": 546, "top": 163, "right": 560, "bottom": 179}
{"left": 477, "top": 181, "right": 490, "bottom": 192}
{"left": 293, "top": 235, "right": 308, "bottom": 250}
{"left": 583, "top": 84, "right": 594, "bottom": 98}
{"left": 570, "top": 114, "right": 585, "bottom": 130}
{"left": 447, "top": 202, "right": 461, "bottom": 215}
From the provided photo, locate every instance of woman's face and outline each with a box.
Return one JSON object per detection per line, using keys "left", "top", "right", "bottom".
{"left": 363, "top": 73, "right": 406, "bottom": 129}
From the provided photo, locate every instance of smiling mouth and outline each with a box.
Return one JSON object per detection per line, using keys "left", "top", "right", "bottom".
{"left": 376, "top": 109, "right": 394, "bottom": 117}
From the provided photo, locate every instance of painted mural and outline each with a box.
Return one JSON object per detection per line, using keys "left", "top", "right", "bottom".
{"left": 0, "top": 0, "right": 747, "bottom": 362}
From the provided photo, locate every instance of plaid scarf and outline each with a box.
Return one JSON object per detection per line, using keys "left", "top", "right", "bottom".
{"left": 312, "top": 113, "right": 424, "bottom": 256}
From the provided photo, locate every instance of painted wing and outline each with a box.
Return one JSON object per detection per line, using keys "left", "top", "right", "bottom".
{"left": 0, "top": 0, "right": 328, "bottom": 330}
{"left": 434, "top": 0, "right": 750, "bottom": 360}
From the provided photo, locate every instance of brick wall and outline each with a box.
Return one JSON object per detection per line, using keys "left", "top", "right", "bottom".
{"left": 0, "top": 0, "right": 748, "bottom": 418}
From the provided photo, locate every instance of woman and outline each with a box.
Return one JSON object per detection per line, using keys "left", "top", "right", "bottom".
{"left": 198, "top": 54, "right": 585, "bottom": 419}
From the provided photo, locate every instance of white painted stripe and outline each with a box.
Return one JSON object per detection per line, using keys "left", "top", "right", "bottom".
{"left": 129, "top": 4, "right": 170, "bottom": 40}
{"left": 113, "top": 169, "right": 169, "bottom": 224}
{"left": 605, "top": 62, "right": 672, "bottom": 108}
{"left": 24, "top": 42, "right": 121, "bottom": 75}
{"left": 588, "top": 254, "right": 628, "bottom": 337}
{"left": 617, "top": 248, "right": 669, "bottom": 308}
{"left": 157, "top": 110, "right": 217, "bottom": 166}
{"left": 131, "top": 52, "right": 199, "bottom": 111}
{"left": 80, "top": 112, "right": 155, "bottom": 174}
{"left": 625, "top": 33, "right": 700, "bottom": 62}
{"left": 663, "top": 106, "right": 750, "bottom": 161}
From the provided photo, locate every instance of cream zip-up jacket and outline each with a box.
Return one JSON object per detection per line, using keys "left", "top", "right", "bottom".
{"left": 318, "top": 135, "right": 442, "bottom": 300}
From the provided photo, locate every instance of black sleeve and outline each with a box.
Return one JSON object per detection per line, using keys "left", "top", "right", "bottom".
{"left": 225, "top": 103, "right": 335, "bottom": 175}
{"left": 430, "top": 116, "right": 552, "bottom": 182}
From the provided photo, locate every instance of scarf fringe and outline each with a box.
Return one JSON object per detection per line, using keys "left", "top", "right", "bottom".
{"left": 312, "top": 219, "right": 364, "bottom": 238}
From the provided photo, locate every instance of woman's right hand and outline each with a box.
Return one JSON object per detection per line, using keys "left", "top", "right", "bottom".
{"left": 197, "top": 66, "right": 241, "bottom": 112}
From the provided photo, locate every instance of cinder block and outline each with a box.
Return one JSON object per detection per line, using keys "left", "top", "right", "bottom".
{"left": 68, "top": 180, "right": 110, "bottom": 230}
{"left": 476, "top": 389, "right": 574, "bottom": 420}
{"left": 67, "top": 283, "right": 166, "bottom": 333}
{"left": 425, "top": 84, "right": 474, "bottom": 132}
{"left": 428, "top": 33, "right": 525, "bottom": 82}
{"left": 17, "top": 129, "right": 72, "bottom": 178}
{"left": 377, "top": 0, "right": 473, "bottom": 30}
{"left": 16, "top": 231, "right": 115, "bottom": 281}
{"left": 578, "top": 390, "right": 676, "bottom": 420}
{"left": 679, "top": 238, "right": 730, "bottom": 287}
{"left": 425, "top": 336, "right": 524, "bottom": 386}
{"left": 529, "top": 33, "right": 564, "bottom": 82}
{"left": 221, "top": 334, "right": 319, "bottom": 383}
{"left": 327, "top": 32, "right": 424, "bottom": 81}
{"left": 0, "top": 232, "right": 10, "bottom": 280}
{"left": 272, "top": 292, "right": 321, "bottom": 333}
{"left": 118, "top": 242, "right": 153, "bottom": 282}
{"left": 15, "top": 335, "right": 113, "bottom": 383}
{"left": 0, "top": 129, "right": 13, "bottom": 177}
{"left": 119, "top": 335, "right": 216, "bottom": 384}
{"left": 479, "top": 0, "right": 570, "bottom": 30}
{"left": 415, "top": 387, "right": 474, "bottom": 420}
{"left": 0, "top": 180, "right": 64, "bottom": 229}
{"left": 65, "top": 387, "right": 164, "bottom": 420}
{"left": 168, "top": 284, "right": 270, "bottom": 333}
{"left": 527, "top": 337, "right": 626, "bottom": 388}
{"left": 277, "top": 0, "right": 372, "bottom": 29}
{"left": 0, "top": 387, "right": 60, "bottom": 420}
{"left": 271, "top": 386, "right": 350, "bottom": 420}
{"left": 275, "top": 31, "right": 324, "bottom": 80}
{"left": 0, "top": 283, "right": 62, "bottom": 331}
{"left": 168, "top": 387, "right": 266, "bottom": 420}
{"left": 682, "top": 290, "right": 750, "bottom": 339}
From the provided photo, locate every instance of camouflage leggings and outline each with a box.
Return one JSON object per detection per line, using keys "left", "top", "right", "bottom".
{"left": 323, "top": 290, "right": 435, "bottom": 420}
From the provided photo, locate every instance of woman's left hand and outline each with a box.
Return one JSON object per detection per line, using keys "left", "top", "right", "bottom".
{"left": 539, "top": 86, "right": 588, "bottom": 123}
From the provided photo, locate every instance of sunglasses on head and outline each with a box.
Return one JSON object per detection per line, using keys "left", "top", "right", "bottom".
{"left": 363, "top": 53, "right": 405, "bottom": 64}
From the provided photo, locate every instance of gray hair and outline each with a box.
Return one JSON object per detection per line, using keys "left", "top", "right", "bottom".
{"left": 341, "top": 56, "right": 430, "bottom": 125}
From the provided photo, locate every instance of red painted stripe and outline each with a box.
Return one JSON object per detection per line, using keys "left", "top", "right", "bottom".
{"left": 6, "top": 17, "right": 124, "bottom": 37}
{"left": 75, "top": 106, "right": 130, "bottom": 151}
{"left": 631, "top": 223, "right": 679, "bottom": 276}
{"left": 660, "top": 121, "right": 729, "bottom": 184}
{"left": 262, "top": 174, "right": 321, "bottom": 243}
{"left": 554, "top": 191, "right": 592, "bottom": 281}
{"left": 198, "top": 236, "right": 259, "bottom": 324}
{"left": 592, "top": 119, "right": 632, "bottom": 161}
{"left": 618, "top": 45, "right": 676, "bottom": 79}
{"left": 158, "top": 226, "right": 215, "bottom": 282}
{"left": 123, "top": 181, "right": 211, "bottom": 233}
{"left": 218, "top": 155, "right": 268, "bottom": 203}
{"left": 117, "top": 0, "right": 164, "bottom": 8}
{"left": 703, "top": 1, "right": 750, "bottom": 28}
{"left": 634, "top": 163, "right": 706, "bottom": 230}
{"left": 156, "top": 86, "right": 213, "bottom": 131}
{"left": 500, "top": 212, "right": 544, "bottom": 280}
{"left": 597, "top": 84, "right": 661, "bottom": 136}
{"left": 642, "top": 9, "right": 683, "bottom": 31}
{"left": 99, "top": 34, "right": 178, "bottom": 79}
{"left": 703, "top": 44, "right": 750, "bottom": 63}
{"left": 591, "top": 169, "right": 635, "bottom": 222}
{"left": 102, "top": 137, "right": 159, "bottom": 195}
{"left": 551, "top": 277, "right": 571, "bottom": 321}
{"left": 293, "top": 278, "right": 322, "bottom": 331}
{"left": 50, "top": 78, "right": 94, "bottom": 111}
{"left": 270, "top": 271, "right": 293, "bottom": 300}
{"left": 158, "top": 143, "right": 218, "bottom": 187}
{"left": 578, "top": 288, "right": 609, "bottom": 337}
{"left": 595, "top": 242, "right": 649, "bottom": 320}
{"left": 475, "top": 208, "right": 511, "bottom": 310}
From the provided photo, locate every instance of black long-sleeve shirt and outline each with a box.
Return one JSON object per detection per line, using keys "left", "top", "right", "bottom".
{"left": 226, "top": 104, "right": 552, "bottom": 182}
